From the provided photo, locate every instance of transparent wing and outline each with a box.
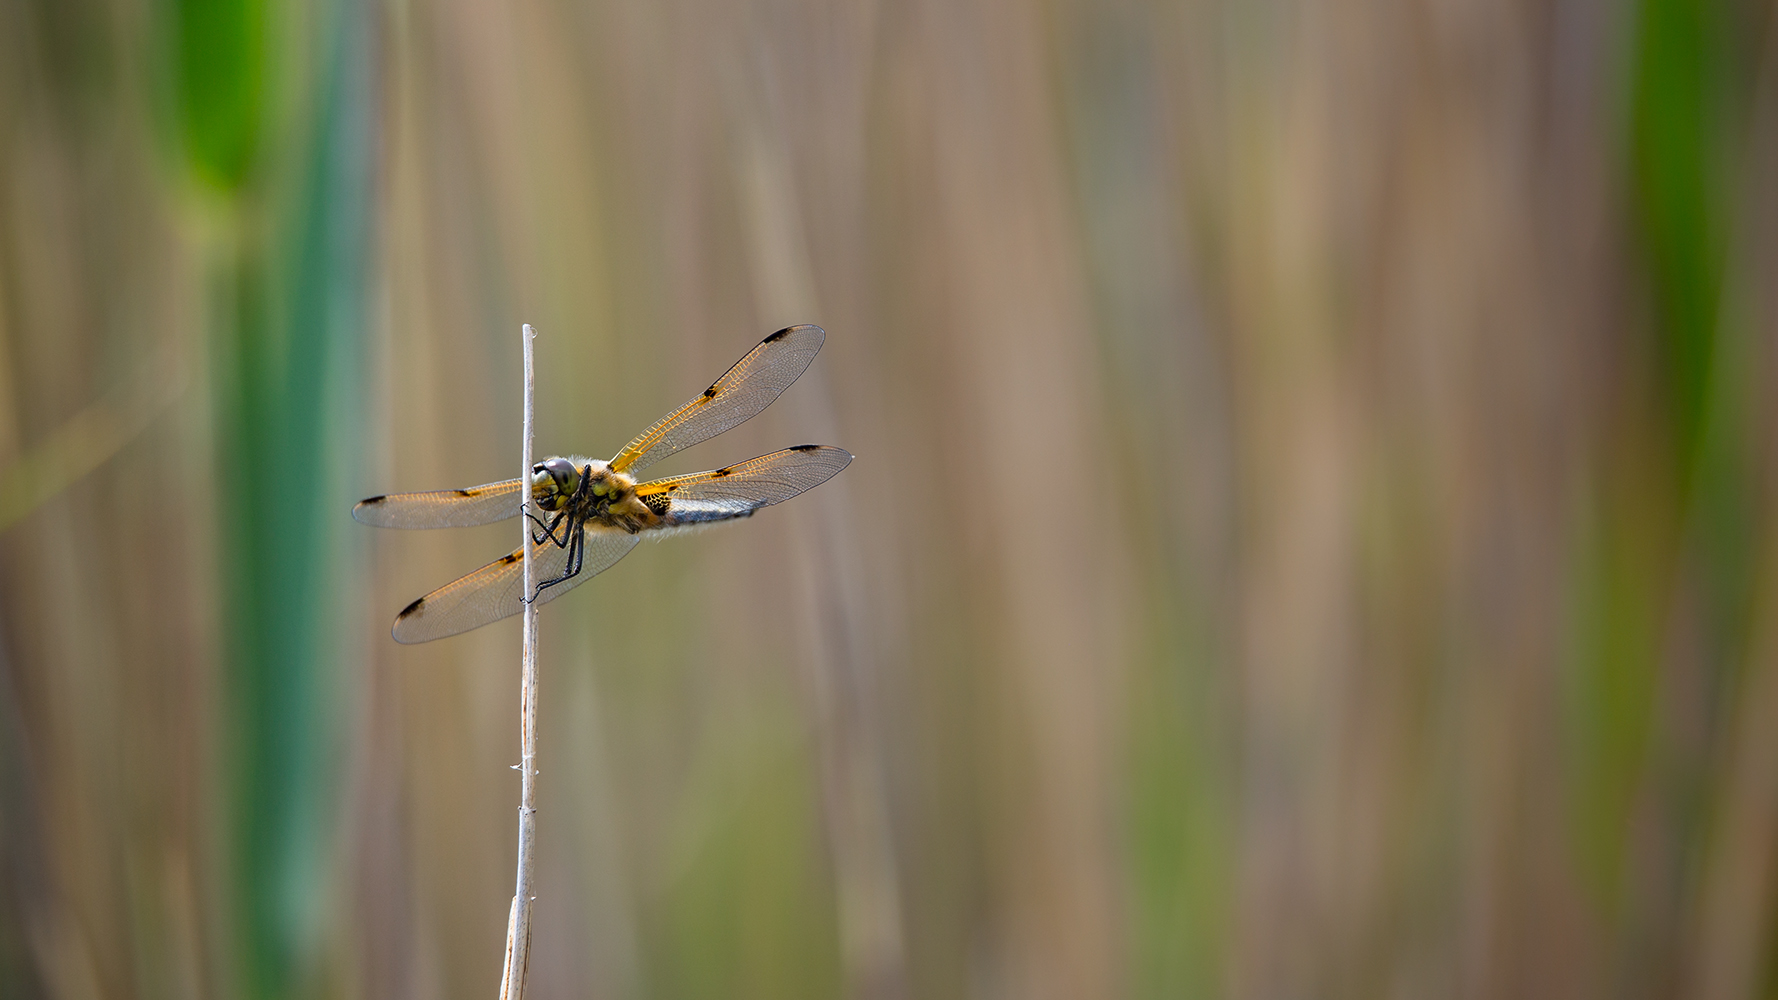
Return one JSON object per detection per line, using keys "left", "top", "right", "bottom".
{"left": 390, "top": 527, "right": 641, "bottom": 643}
{"left": 637, "top": 445, "right": 852, "bottom": 526}
{"left": 353, "top": 479, "right": 524, "bottom": 529}
{"left": 610, "top": 325, "right": 825, "bottom": 475}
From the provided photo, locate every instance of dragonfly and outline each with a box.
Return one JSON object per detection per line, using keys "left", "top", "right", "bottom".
{"left": 354, "top": 325, "right": 851, "bottom": 643}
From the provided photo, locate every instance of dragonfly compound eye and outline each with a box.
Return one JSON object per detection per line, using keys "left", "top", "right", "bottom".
{"left": 540, "top": 457, "right": 580, "bottom": 494}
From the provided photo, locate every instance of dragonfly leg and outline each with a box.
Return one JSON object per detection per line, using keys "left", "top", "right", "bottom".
{"left": 523, "top": 504, "right": 549, "bottom": 537}
{"left": 532, "top": 519, "right": 586, "bottom": 599}
{"left": 527, "top": 508, "right": 571, "bottom": 548}
{"left": 568, "top": 525, "right": 587, "bottom": 576}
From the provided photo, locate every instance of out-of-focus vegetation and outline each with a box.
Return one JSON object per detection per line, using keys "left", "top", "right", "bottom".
{"left": 2, "top": 0, "right": 1776, "bottom": 998}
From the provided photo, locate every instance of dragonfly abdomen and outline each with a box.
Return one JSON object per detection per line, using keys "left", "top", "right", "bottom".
{"left": 661, "top": 501, "right": 758, "bottom": 527}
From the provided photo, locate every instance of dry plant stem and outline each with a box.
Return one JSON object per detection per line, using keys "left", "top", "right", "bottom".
{"left": 499, "top": 323, "right": 540, "bottom": 1000}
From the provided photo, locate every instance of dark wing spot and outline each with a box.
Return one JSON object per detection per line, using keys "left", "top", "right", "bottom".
{"left": 710, "top": 468, "right": 731, "bottom": 478}
{"left": 360, "top": 495, "right": 387, "bottom": 505}
{"left": 666, "top": 484, "right": 679, "bottom": 491}
{"left": 500, "top": 553, "right": 520, "bottom": 565}
{"left": 789, "top": 444, "right": 821, "bottom": 452}
{"left": 455, "top": 489, "right": 476, "bottom": 497}
{"left": 642, "top": 493, "right": 672, "bottom": 515}
{"left": 397, "top": 597, "right": 425, "bottom": 619}
{"left": 764, "top": 327, "right": 793, "bottom": 343}
{"left": 702, "top": 385, "right": 719, "bottom": 399}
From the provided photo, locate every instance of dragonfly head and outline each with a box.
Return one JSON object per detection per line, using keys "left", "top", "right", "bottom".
{"left": 531, "top": 457, "right": 582, "bottom": 511}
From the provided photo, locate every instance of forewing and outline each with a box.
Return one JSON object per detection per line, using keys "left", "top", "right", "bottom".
{"left": 610, "top": 325, "right": 824, "bottom": 475}
{"left": 637, "top": 445, "right": 852, "bottom": 526}
{"left": 353, "top": 479, "right": 524, "bottom": 529}
{"left": 390, "top": 527, "right": 641, "bottom": 643}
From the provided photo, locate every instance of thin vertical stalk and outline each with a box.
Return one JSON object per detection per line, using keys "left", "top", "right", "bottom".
{"left": 499, "top": 323, "right": 540, "bottom": 999}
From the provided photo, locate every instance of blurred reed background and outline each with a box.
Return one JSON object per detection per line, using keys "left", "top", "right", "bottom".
{"left": 2, "top": 0, "right": 1777, "bottom": 998}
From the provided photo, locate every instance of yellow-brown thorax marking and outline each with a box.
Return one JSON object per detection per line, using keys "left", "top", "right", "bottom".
{"left": 532, "top": 457, "right": 661, "bottom": 535}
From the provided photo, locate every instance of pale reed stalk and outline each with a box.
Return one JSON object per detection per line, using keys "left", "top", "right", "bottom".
{"left": 499, "top": 323, "right": 540, "bottom": 999}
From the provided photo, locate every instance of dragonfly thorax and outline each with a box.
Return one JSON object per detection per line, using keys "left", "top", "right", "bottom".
{"left": 531, "top": 457, "right": 654, "bottom": 533}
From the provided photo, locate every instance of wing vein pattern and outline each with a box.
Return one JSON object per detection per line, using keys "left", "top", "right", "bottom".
{"left": 352, "top": 479, "right": 524, "bottom": 529}
{"left": 639, "top": 446, "right": 852, "bottom": 525}
{"left": 610, "top": 325, "right": 823, "bottom": 475}
{"left": 391, "top": 528, "right": 640, "bottom": 643}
